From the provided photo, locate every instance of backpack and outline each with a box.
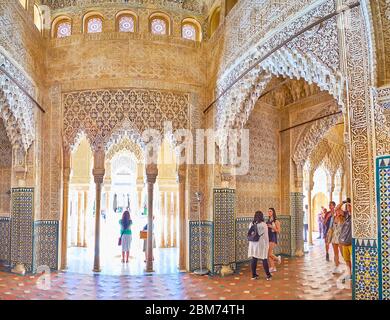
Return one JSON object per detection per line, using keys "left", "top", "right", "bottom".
{"left": 340, "top": 215, "right": 352, "bottom": 245}
{"left": 248, "top": 222, "right": 260, "bottom": 242}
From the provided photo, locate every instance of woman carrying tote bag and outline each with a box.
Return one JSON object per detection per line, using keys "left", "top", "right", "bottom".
{"left": 248, "top": 211, "right": 272, "bottom": 280}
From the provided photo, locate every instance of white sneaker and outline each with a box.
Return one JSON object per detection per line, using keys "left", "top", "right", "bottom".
{"left": 277, "top": 256, "right": 282, "bottom": 265}
{"left": 270, "top": 267, "right": 277, "bottom": 273}
{"left": 332, "top": 266, "right": 342, "bottom": 274}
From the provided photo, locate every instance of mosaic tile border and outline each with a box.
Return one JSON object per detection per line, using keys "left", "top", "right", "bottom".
{"left": 213, "top": 189, "right": 235, "bottom": 271}
{"left": 189, "top": 221, "right": 213, "bottom": 273}
{"left": 353, "top": 238, "right": 379, "bottom": 300}
{"left": 0, "top": 216, "right": 10, "bottom": 265}
{"left": 274, "top": 215, "right": 292, "bottom": 256}
{"left": 235, "top": 217, "right": 252, "bottom": 263}
{"left": 290, "top": 192, "right": 304, "bottom": 255}
{"left": 235, "top": 215, "right": 292, "bottom": 264}
{"left": 33, "top": 220, "right": 59, "bottom": 272}
{"left": 10, "top": 188, "right": 34, "bottom": 273}
{"left": 377, "top": 155, "right": 390, "bottom": 300}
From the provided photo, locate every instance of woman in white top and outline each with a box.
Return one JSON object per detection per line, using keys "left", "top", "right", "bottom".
{"left": 248, "top": 211, "right": 272, "bottom": 280}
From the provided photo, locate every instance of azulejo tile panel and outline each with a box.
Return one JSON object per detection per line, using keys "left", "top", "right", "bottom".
{"left": 235, "top": 215, "right": 292, "bottom": 263}
{"left": 0, "top": 217, "right": 10, "bottom": 264}
{"left": 189, "top": 221, "right": 213, "bottom": 273}
{"left": 377, "top": 156, "right": 390, "bottom": 300}
{"left": 235, "top": 217, "right": 252, "bottom": 263}
{"left": 290, "top": 192, "right": 304, "bottom": 255}
{"left": 274, "top": 215, "right": 292, "bottom": 256}
{"left": 213, "top": 189, "right": 235, "bottom": 270}
{"left": 33, "top": 220, "right": 59, "bottom": 272}
{"left": 10, "top": 188, "right": 34, "bottom": 272}
{"left": 353, "top": 239, "right": 379, "bottom": 300}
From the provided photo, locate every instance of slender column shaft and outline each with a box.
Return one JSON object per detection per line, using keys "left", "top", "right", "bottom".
{"left": 77, "top": 192, "right": 82, "bottom": 247}
{"left": 308, "top": 175, "right": 314, "bottom": 246}
{"left": 167, "top": 191, "right": 172, "bottom": 247}
{"left": 93, "top": 181, "right": 102, "bottom": 272}
{"left": 178, "top": 165, "right": 186, "bottom": 271}
{"left": 173, "top": 192, "right": 177, "bottom": 247}
{"left": 146, "top": 164, "right": 158, "bottom": 273}
{"left": 92, "top": 149, "right": 105, "bottom": 273}
{"left": 83, "top": 191, "right": 88, "bottom": 247}
{"left": 61, "top": 149, "right": 71, "bottom": 270}
{"left": 160, "top": 191, "right": 165, "bottom": 248}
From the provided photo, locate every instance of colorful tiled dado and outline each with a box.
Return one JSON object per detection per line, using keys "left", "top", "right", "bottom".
{"left": 189, "top": 221, "right": 213, "bottom": 272}
{"left": 353, "top": 239, "right": 379, "bottom": 300}
{"left": 377, "top": 156, "right": 390, "bottom": 300}
{"left": 235, "top": 215, "right": 291, "bottom": 264}
{"left": 0, "top": 217, "right": 10, "bottom": 264}
{"left": 10, "top": 188, "right": 34, "bottom": 273}
{"left": 290, "top": 192, "right": 304, "bottom": 255}
{"left": 33, "top": 220, "right": 59, "bottom": 272}
{"left": 213, "top": 189, "right": 235, "bottom": 274}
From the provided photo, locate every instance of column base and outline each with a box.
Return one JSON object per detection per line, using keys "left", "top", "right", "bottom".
{"left": 295, "top": 249, "right": 304, "bottom": 257}
{"left": 11, "top": 264, "right": 26, "bottom": 275}
{"left": 194, "top": 269, "right": 209, "bottom": 276}
{"left": 93, "top": 267, "right": 101, "bottom": 273}
{"left": 145, "top": 268, "right": 154, "bottom": 273}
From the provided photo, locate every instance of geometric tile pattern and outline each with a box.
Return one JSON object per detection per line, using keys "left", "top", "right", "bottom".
{"left": 0, "top": 217, "right": 10, "bottom": 265}
{"left": 353, "top": 238, "right": 379, "bottom": 300}
{"left": 189, "top": 221, "right": 213, "bottom": 273}
{"left": 274, "top": 215, "right": 292, "bottom": 256}
{"left": 33, "top": 221, "right": 59, "bottom": 272}
{"left": 213, "top": 189, "right": 235, "bottom": 272}
{"left": 235, "top": 215, "right": 292, "bottom": 263}
{"left": 235, "top": 217, "right": 252, "bottom": 263}
{"left": 290, "top": 192, "right": 304, "bottom": 255}
{"left": 10, "top": 188, "right": 34, "bottom": 273}
{"left": 377, "top": 155, "right": 390, "bottom": 300}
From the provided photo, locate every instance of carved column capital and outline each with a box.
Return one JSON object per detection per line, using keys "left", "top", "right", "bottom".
{"left": 146, "top": 164, "right": 158, "bottom": 184}
{"left": 93, "top": 149, "right": 105, "bottom": 184}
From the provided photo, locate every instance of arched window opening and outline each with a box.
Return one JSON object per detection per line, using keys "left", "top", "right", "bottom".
{"left": 181, "top": 18, "right": 202, "bottom": 41}
{"left": 209, "top": 6, "right": 221, "bottom": 37}
{"left": 83, "top": 13, "right": 104, "bottom": 34}
{"left": 53, "top": 18, "right": 72, "bottom": 38}
{"left": 149, "top": 13, "right": 170, "bottom": 36}
{"left": 151, "top": 18, "right": 167, "bottom": 35}
{"left": 34, "top": 4, "right": 43, "bottom": 32}
{"left": 117, "top": 12, "right": 136, "bottom": 33}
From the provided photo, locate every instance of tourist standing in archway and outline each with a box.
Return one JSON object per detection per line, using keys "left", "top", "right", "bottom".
{"left": 119, "top": 210, "right": 133, "bottom": 263}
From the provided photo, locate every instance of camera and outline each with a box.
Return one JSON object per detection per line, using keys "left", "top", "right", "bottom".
{"left": 342, "top": 198, "right": 351, "bottom": 204}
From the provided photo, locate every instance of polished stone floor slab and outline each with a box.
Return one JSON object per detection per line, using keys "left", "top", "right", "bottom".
{"left": 0, "top": 239, "right": 352, "bottom": 300}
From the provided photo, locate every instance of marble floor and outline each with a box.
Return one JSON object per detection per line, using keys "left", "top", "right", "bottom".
{"left": 0, "top": 239, "right": 352, "bottom": 300}
{"left": 67, "top": 247, "right": 179, "bottom": 276}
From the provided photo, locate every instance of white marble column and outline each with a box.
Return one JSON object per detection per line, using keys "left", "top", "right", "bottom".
{"left": 146, "top": 164, "right": 158, "bottom": 273}
{"left": 92, "top": 149, "right": 105, "bottom": 273}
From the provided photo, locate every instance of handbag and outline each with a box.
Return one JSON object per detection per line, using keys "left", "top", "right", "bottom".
{"left": 140, "top": 230, "right": 148, "bottom": 240}
{"left": 118, "top": 231, "right": 124, "bottom": 246}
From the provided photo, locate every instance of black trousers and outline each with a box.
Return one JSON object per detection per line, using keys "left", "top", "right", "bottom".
{"left": 251, "top": 257, "right": 271, "bottom": 278}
